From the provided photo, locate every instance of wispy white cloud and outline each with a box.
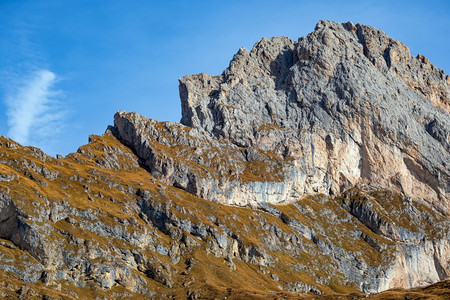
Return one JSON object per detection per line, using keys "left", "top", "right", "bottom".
{"left": 5, "top": 69, "right": 66, "bottom": 147}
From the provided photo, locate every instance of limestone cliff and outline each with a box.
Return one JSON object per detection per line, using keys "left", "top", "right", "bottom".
{"left": 178, "top": 20, "right": 449, "bottom": 213}
{"left": 0, "top": 20, "right": 449, "bottom": 299}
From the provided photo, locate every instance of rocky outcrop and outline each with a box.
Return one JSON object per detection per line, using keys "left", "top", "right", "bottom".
{"left": 113, "top": 110, "right": 303, "bottom": 207}
{"left": 338, "top": 188, "right": 450, "bottom": 290}
{"left": 178, "top": 20, "right": 449, "bottom": 212}
{"left": 109, "top": 20, "right": 450, "bottom": 294}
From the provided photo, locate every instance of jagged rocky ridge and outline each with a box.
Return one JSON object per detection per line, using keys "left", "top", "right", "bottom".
{"left": 0, "top": 20, "right": 449, "bottom": 298}
{"left": 176, "top": 20, "right": 449, "bottom": 211}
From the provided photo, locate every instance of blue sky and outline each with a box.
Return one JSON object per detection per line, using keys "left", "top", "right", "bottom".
{"left": 1, "top": 0, "right": 449, "bottom": 156}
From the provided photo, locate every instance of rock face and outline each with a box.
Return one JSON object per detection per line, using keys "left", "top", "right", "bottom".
{"left": 0, "top": 20, "right": 449, "bottom": 298}
{"left": 113, "top": 110, "right": 301, "bottom": 207}
{"left": 178, "top": 20, "right": 449, "bottom": 213}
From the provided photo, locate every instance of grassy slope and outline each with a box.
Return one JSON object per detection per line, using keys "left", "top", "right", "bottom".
{"left": 0, "top": 134, "right": 447, "bottom": 299}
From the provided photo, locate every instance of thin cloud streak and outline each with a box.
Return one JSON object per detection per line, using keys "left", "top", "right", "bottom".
{"left": 5, "top": 69, "right": 64, "bottom": 146}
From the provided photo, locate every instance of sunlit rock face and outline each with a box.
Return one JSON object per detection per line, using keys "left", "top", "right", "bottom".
{"left": 118, "top": 20, "right": 450, "bottom": 212}
{"left": 108, "top": 20, "right": 450, "bottom": 293}
{"left": 0, "top": 21, "right": 449, "bottom": 298}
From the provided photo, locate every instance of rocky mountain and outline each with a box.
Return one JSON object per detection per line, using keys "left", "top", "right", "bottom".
{"left": 0, "top": 20, "right": 449, "bottom": 299}
{"left": 178, "top": 20, "right": 449, "bottom": 211}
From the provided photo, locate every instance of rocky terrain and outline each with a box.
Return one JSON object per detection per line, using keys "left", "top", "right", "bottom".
{"left": 179, "top": 20, "right": 449, "bottom": 211}
{"left": 0, "top": 20, "right": 449, "bottom": 299}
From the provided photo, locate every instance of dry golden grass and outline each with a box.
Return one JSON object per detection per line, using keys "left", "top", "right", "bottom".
{"left": 0, "top": 134, "right": 448, "bottom": 299}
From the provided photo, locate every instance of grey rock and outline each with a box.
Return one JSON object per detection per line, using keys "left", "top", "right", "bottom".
{"left": 177, "top": 20, "right": 449, "bottom": 211}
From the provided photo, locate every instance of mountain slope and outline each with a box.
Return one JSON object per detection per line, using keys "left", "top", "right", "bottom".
{"left": 0, "top": 20, "right": 449, "bottom": 298}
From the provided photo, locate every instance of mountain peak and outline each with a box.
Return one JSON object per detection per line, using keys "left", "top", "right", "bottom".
{"left": 173, "top": 21, "right": 450, "bottom": 212}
